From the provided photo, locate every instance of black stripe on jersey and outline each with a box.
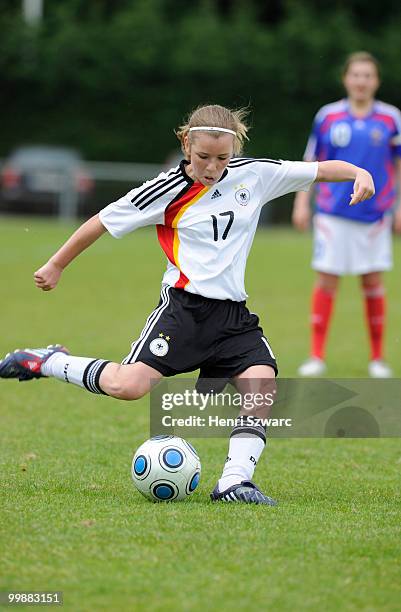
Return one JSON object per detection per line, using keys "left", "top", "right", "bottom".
{"left": 164, "top": 182, "right": 194, "bottom": 214}
{"left": 131, "top": 166, "right": 181, "bottom": 208}
{"left": 228, "top": 158, "right": 282, "bottom": 167}
{"left": 131, "top": 168, "right": 180, "bottom": 205}
{"left": 138, "top": 175, "right": 187, "bottom": 211}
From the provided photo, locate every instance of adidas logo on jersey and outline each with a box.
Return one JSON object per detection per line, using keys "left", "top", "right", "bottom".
{"left": 211, "top": 189, "right": 222, "bottom": 199}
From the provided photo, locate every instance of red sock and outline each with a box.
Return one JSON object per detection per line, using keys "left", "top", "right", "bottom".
{"left": 310, "top": 286, "right": 335, "bottom": 360}
{"left": 363, "top": 285, "right": 385, "bottom": 360}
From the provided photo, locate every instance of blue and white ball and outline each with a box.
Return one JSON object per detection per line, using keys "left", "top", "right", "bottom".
{"left": 131, "top": 436, "right": 201, "bottom": 502}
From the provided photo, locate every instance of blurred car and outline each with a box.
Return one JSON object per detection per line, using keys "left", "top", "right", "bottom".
{"left": 0, "top": 145, "right": 94, "bottom": 210}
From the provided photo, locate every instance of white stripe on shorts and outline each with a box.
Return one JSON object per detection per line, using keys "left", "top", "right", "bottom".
{"left": 261, "top": 336, "right": 275, "bottom": 359}
{"left": 121, "top": 285, "right": 172, "bottom": 364}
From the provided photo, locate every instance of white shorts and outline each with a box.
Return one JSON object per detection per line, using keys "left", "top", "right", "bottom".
{"left": 312, "top": 213, "right": 393, "bottom": 275}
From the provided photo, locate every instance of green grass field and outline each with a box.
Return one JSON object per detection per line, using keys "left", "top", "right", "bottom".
{"left": 1, "top": 217, "right": 401, "bottom": 611}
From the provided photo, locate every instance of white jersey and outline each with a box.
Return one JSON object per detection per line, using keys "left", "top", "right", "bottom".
{"left": 99, "top": 158, "right": 318, "bottom": 301}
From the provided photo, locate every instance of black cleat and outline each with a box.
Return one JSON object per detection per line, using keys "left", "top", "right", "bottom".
{"left": 210, "top": 480, "right": 277, "bottom": 506}
{"left": 0, "top": 345, "right": 69, "bottom": 382}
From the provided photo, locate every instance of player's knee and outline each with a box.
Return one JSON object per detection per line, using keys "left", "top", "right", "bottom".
{"left": 107, "top": 383, "right": 146, "bottom": 401}
{"left": 361, "top": 272, "right": 382, "bottom": 290}
{"left": 317, "top": 274, "right": 338, "bottom": 292}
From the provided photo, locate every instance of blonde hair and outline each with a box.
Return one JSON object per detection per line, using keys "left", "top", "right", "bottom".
{"left": 176, "top": 104, "right": 250, "bottom": 158}
{"left": 342, "top": 51, "right": 380, "bottom": 77}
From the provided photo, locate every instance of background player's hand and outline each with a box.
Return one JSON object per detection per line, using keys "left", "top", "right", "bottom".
{"left": 349, "top": 169, "right": 375, "bottom": 206}
{"left": 292, "top": 192, "right": 311, "bottom": 231}
{"left": 393, "top": 206, "right": 401, "bottom": 234}
{"left": 34, "top": 261, "right": 63, "bottom": 291}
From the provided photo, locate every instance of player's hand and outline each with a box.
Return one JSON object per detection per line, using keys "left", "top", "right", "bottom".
{"left": 349, "top": 169, "right": 375, "bottom": 206}
{"left": 34, "top": 261, "right": 63, "bottom": 291}
{"left": 394, "top": 206, "right": 401, "bottom": 234}
{"left": 292, "top": 202, "right": 311, "bottom": 231}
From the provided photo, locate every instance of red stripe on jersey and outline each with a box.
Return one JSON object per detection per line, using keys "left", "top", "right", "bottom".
{"left": 175, "top": 271, "right": 190, "bottom": 289}
{"left": 157, "top": 225, "right": 175, "bottom": 265}
{"left": 371, "top": 113, "right": 396, "bottom": 132}
{"left": 320, "top": 111, "right": 348, "bottom": 134}
{"left": 165, "top": 183, "right": 206, "bottom": 226}
{"left": 156, "top": 183, "right": 208, "bottom": 288}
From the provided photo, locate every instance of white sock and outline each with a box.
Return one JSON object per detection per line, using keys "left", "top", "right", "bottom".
{"left": 41, "top": 352, "right": 110, "bottom": 394}
{"left": 218, "top": 433, "right": 266, "bottom": 492}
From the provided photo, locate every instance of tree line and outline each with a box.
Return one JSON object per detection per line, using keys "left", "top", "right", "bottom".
{"left": 1, "top": 0, "right": 400, "bottom": 163}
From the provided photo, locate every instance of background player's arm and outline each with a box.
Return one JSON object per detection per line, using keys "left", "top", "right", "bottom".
{"left": 292, "top": 116, "right": 319, "bottom": 232}
{"left": 292, "top": 189, "right": 313, "bottom": 232}
{"left": 292, "top": 160, "right": 374, "bottom": 231}
{"left": 34, "top": 214, "right": 107, "bottom": 291}
{"left": 393, "top": 157, "right": 401, "bottom": 234}
{"left": 316, "top": 160, "right": 374, "bottom": 205}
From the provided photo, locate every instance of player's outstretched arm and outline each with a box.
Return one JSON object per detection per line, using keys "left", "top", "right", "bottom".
{"left": 34, "top": 214, "right": 107, "bottom": 291}
{"left": 316, "top": 160, "right": 375, "bottom": 206}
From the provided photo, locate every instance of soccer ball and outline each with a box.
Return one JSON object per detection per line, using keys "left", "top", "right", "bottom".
{"left": 131, "top": 435, "right": 201, "bottom": 502}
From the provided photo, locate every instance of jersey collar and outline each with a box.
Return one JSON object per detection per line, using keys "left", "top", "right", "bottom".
{"left": 345, "top": 97, "right": 377, "bottom": 120}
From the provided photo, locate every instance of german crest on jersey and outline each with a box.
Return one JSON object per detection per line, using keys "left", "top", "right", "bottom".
{"left": 235, "top": 185, "right": 250, "bottom": 206}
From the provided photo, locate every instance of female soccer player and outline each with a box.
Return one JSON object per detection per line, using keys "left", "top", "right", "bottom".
{"left": 293, "top": 52, "right": 401, "bottom": 378}
{"left": 0, "top": 104, "right": 374, "bottom": 505}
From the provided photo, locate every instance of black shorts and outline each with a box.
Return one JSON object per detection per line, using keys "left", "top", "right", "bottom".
{"left": 122, "top": 285, "right": 278, "bottom": 382}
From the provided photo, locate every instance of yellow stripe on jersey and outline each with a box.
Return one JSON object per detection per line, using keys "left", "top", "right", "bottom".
{"left": 172, "top": 186, "right": 209, "bottom": 270}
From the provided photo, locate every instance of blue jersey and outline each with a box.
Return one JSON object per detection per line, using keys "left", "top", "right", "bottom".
{"left": 305, "top": 99, "right": 401, "bottom": 223}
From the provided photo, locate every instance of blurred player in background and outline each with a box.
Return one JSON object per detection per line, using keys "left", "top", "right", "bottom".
{"left": 293, "top": 52, "right": 401, "bottom": 378}
{"left": 0, "top": 104, "right": 374, "bottom": 504}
